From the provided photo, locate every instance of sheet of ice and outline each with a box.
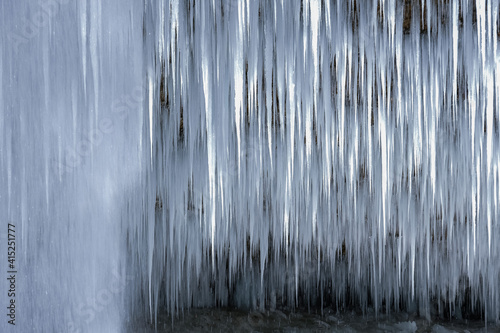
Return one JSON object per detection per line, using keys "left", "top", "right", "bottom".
{"left": 1, "top": 0, "right": 145, "bottom": 332}
{"left": 134, "top": 0, "right": 500, "bottom": 326}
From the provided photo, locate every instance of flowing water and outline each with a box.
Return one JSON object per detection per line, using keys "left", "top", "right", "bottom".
{"left": 1, "top": 0, "right": 500, "bottom": 332}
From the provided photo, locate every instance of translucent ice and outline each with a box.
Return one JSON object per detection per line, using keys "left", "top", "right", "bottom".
{"left": 134, "top": 0, "right": 500, "bottom": 325}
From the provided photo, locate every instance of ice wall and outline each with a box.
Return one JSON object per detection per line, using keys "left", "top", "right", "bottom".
{"left": 2, "top": 0, "right": 500, "bottom": 332}
{"left": 134, "top": 0, "right": 500, "bottom": 325}
{"left": 1, "top": 1, "right": 145, "bottom": 332}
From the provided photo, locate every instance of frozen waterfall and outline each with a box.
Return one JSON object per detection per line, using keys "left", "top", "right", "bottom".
{"left": 1, "top": 0, "right": 500, "bottom": 332}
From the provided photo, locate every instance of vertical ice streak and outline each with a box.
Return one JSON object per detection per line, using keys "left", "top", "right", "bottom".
{"left": 234, "top": 0, "right": 244, "bottom": 179}
{"left": 149, "top": 76, "right": 154, "bottom": 164}
{"left": 201, "top": 2, "right": 216, "bottom": 271}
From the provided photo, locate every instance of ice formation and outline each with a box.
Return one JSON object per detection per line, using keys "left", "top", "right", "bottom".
{"left": 137, "top": 0, "right": 500, "bottom": 325}
{"left": 1, "top": 1, "right": 144, "bottom": 332}
{"left": 1, "top": 0, "right": 500, "bottom": 332}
